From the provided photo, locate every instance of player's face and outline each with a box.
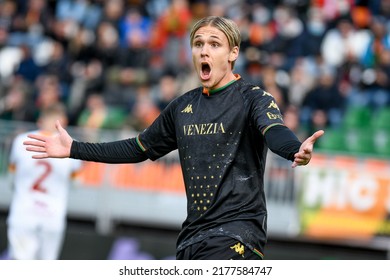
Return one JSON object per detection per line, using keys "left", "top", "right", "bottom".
{"left": 192, "top": 25, "right": 239, "bottom": 90}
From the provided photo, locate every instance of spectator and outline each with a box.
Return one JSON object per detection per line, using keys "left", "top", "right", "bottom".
{"left": 43, "top": 40, "right": 72, "bottom": 100}
{"left": 0, "top": 0, "right": 17, "bottom": 32}
{"left": 301, "top": 65, "right": 347, "bottom": 133}
{"left": 151, "top": 0, "right": 193, "bottom": 71}
{"left": 360, "top": 16, "right": 390, "bottom": 68}
{"left": 12, "top": 0, "right": 52, "bottom": 35}
{"left": 14, "top": 44, "right": 44, "bottom": 83}
{"left": 100, "top": 0, "right": 125, "bottom": 31}
{"left": 93, "top": 21, "right": 121, "bottom": 68}
{"left": 344, "top": 15, "right": 390, "bottom": 112}
{"left": 0, "top": 77, "right": 36, "bottom": 121}
{"left": 267, "top": 5, "right": 306, "bottom": 70}
{"left": 124, "top": 84, "right": 160, "bottom": 131}
{"left": 116, "top": 9, "right": 152, "bottom": 70}
{"left": 288, "top": 58, "right": 316, "bottom": 107}
{"left": 150, "top": 69, "right": 180, "bottom": 111}
{"left": 302, "top": 7, "right": 327, "bottom": 58}
{"left": 320, "top": 14, "right": 370, "bottom": 68}
{"left": 55, "top": 0, "right": 89, "bottom": 25}
{"left": 55, "top": 0, "right": 102, "bottom": 30}
{"left": 67, "top": 58, "right": 104, "bottom": 124}
{"left": 77, "top": 93, "right": 126, "bottom": 129}
{"left": 283, "top": 104, "right": 308, "bottom": 141}
{"left": 66, "top": 26, "right": 95, "bottom": 62}
{"left": 34, "top": 74, "right": 64, "bottom": 117}
{"left": 119, "top": 8, "right": 152, "bottom": 49}
{"left": 243, "top": 3, "right": 274, "bottom": 51}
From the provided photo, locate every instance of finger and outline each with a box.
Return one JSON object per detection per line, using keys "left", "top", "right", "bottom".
{"left": 32, "top": 153, "right": 48, "bottom": 159}
{"left": 56, "top": 120, "right": 65, "bottom": 133}
{"left": 293, "top": 152, "right": 311, "bottom": 163}
{"left": 292, "top": 159, "right": 309, "bottom": 168}
{"left": 310, "top": 130, "right": 325, "bottom": 142}
{"left": 25, "top": 134, "right": 46, "bottom": 142}
{"left": 294, "top": 157, "right": 309, "bottom": 164}
{"left": 23, "top": 140, "right": 46, "bottom": 147}
{"left": 291, "top": 160, "right": 306, "bottom": 168}
{"left": 294, "top": 151, "right": 311, "bottom": 158}
{"left": 26, "top": 146, "right": 47, "bottom": 153}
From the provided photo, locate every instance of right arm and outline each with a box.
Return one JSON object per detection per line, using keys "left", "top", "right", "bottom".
{"left": 23, "top": 120, "right": 148, "bottom": 163}
{"left": 70, "top": 138, "right": 148, "bottom": 163}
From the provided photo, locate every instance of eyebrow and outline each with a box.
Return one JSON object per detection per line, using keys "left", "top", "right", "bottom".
{"left": 193, "top": 34, "right": 222, "bottom": 41}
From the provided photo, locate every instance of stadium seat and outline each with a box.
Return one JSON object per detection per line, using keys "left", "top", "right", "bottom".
{"left": 344, "top": 128, "right": 375, "bottom": 155}
{"left": 105, "top": 107, "right": 127, "bottom": 129}
{"left": 372, "top": 107, "right": 390, "bottom": 131}
{"left": 342, "top": 106, "right": 372, "bottom": 129}
{"left": 373, "top": 129, "right": 390, "bottom": 157}
{"left": 316, "top": 128, "right": 347, "bottom": 152}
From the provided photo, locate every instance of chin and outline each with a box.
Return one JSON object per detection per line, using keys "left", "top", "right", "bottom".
{"left": 201, "top": 80, "right": 213, "bottom": 89}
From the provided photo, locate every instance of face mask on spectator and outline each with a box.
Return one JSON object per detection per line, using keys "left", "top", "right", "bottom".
{"left": 308, "top": 20, "right": 326, "bottom": 36}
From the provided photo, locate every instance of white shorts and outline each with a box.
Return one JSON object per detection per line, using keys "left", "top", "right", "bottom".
{"left": 7, "top": 225, "right": 65, "bottom": 260}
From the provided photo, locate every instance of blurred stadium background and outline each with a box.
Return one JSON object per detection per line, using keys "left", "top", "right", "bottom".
{"left": 1, "top": 0, "right": 390, "bottom": 259}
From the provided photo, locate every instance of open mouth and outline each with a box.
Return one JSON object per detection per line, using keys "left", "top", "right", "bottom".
{"left": 200, "top": 62, "right": 211, "bottom": 80}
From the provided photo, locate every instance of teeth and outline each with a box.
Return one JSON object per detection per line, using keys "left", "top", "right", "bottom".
{"left": 200, "top": 62, "right": 211, "bottom": 80}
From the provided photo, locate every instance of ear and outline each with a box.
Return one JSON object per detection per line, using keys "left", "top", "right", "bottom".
{"left": 228, "top": 46, "right": 239, "bottom": 62}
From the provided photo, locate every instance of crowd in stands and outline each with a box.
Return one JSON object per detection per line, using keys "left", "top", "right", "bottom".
{"left": 0, "top": 0, "right": 390, "bottom": 151}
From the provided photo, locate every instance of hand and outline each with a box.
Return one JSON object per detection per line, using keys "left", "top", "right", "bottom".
{"left": 291, "top": 130, "right": 324, "bottom": 168}
{"left": 23, "top": 120, "right": 73, "bottom": 159}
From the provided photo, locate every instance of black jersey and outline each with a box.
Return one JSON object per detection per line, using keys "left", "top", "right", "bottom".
{"left": 137, "top": 76, "right": 286, "bottom": 254}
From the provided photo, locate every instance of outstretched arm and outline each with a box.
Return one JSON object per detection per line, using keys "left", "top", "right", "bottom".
{"left": 291, "top": 130, "right": 324, "bottom": 168}
{"left": 265, "top": 125, "right": 324, "bottom": 168}
{"left": 24, "top": 120, "right": 73, "bottom": 159}
{"left": 24, "top": 120, "right": 149, "bottom": 163}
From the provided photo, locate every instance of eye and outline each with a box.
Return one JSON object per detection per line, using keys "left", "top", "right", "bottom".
{"left": 211, "top": 42, "right": 219, "bottom": 48}
{"left": 193, "top": 41, "right": 203, "bottom": 48}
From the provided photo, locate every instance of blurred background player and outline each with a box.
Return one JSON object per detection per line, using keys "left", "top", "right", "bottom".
{"left": 6, "top": 103, "right": 82, "bottom": 260}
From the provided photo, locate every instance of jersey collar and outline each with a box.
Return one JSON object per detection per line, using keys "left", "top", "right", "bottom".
{"left": 202, "top": 74, "right": 241, "bottom": 96}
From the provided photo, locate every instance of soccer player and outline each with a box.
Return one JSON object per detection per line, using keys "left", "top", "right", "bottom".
{"left": 7, "top": 103, "right": 82, "bottom": 260}
{"left": 23, "top": 16, "right": 324, "bottom": 259}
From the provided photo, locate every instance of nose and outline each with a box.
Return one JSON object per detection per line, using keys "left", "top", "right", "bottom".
{"left": 200, "top": 45, "right": 209, "bottom": 56}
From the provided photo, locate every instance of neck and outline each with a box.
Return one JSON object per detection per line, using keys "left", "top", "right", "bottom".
{"left": 203, "top": 74, "right": 241, "bottom": 96}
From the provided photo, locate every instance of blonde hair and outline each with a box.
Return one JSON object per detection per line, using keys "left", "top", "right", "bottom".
{"left": 190, "top": 16, "right": 241, "bottom": 68}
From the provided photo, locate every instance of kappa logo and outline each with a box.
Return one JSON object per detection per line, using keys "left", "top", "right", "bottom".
{"left": 252, "top": 86, "right": 261, "bottom": 90}
{"left": 181, "top": 104, "right": 193, "bottom": 114}
{"left": 268, "top": 100, "right": 279, "bottom": 110}
{"left": 262, "top": 91, "right": 273, "bottom": 97}
{"left": 230, "top": 242, "right": 245, "bottom": 257}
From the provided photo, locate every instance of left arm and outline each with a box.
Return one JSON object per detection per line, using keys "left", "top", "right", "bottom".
{"left": 264, "top": 125, "right": 324, "bottom": 168}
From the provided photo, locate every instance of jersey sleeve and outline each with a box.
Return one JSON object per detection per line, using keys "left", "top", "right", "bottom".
{"left": 137, "top": 101, "right": 178, "bottom": 161}
{"left": 70, "top": 138, "right": 148, "bottom": 163}
{"left": 264, "top": 125, "right": 301, "bottom": 161}
{"left": 249, "top": 89, "right": 285, "bottom": 134}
